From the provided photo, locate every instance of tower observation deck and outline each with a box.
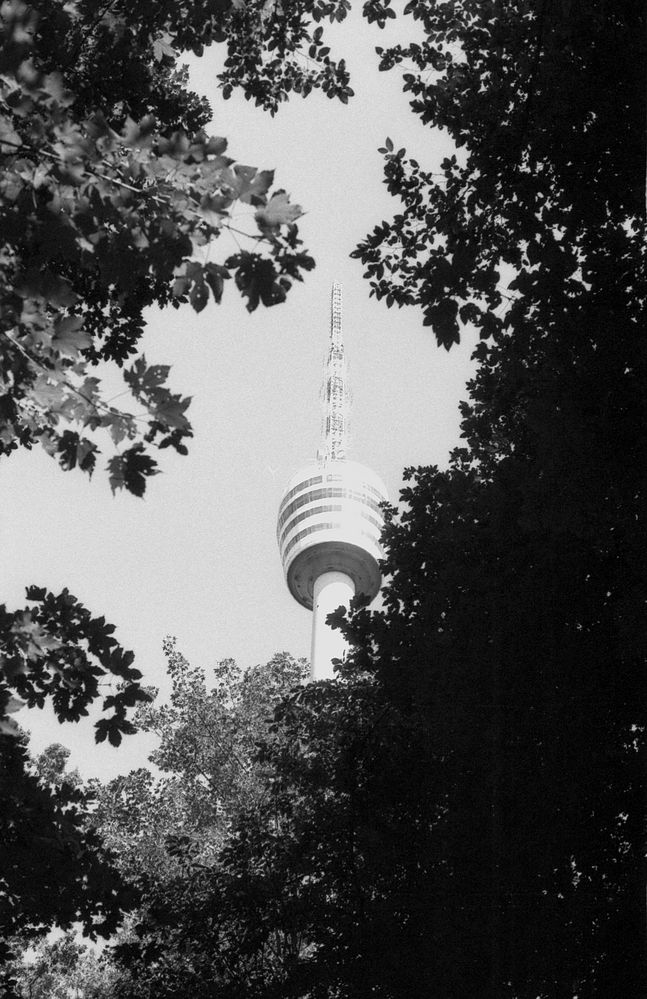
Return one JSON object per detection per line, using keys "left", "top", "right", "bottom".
{"left": 277, "top": 283, "right": 388, "bottom": 680}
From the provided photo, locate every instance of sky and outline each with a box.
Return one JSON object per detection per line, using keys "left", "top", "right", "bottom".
{"left": 6, "top": 7, "right": 475, "bottom": 779}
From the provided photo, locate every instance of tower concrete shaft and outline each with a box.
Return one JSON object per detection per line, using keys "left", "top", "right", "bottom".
{"left": 278, "top": 283, "right": 388, "bottom": 681}
{"left": 311, "top": 571, "right": 354, "bottom": 679}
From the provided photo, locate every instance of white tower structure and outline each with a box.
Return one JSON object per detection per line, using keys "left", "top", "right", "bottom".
{"left": 277, "top": 282, "right": 388, "bottom": 680}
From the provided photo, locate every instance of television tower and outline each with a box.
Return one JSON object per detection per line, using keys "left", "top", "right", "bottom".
{"left": 277, "top": 283, "right": 388, "bottom": 680}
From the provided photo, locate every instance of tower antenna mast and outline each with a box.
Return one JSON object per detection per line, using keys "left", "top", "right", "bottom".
{"left": 318, "top": 281, "right": 350, "bottom": 462}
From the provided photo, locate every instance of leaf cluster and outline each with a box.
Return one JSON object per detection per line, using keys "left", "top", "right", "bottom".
{"left": 0, "top": 0, "right": 315, "bottom": 495}
{"left": 353, "top": 0, "right": 645, "bottom": 349}
{"left": 0, "top": 585, "right": 149, "bottom": 746}
{"left": 91, "top": 644, "right": 307, "bottom": 887}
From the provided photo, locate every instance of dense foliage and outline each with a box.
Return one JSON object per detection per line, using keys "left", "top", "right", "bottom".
{"left": 0, "top": 741, "right": 131, "bottom": 996}
{"left": 90, "top": 647, "right": 307, "bottom": 996}
{"left": 5, "top": 933, "right": 123, "bottom": 999}
{"left": 0, "top": 586, "right": 147, "bottom": 745}
{"left": 93, "top": 642, "right": 307, "bottom": 883}
{"left": 0, "top": 592, "right": 146, "bottom": 992}
{"left": 354, "top": 0, "right": 644, "bottom": 349}
{"left": 0, "top": 0, "right": 328, "bottom": 495}
{"left": 351, "top": 1, "right": 645, "bottom": 993}
{"left": 108, "top": 679, "right": 444, "bottom": 999}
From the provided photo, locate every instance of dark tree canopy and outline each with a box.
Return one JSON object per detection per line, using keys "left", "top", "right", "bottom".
{"left": 0, "top": 590, "right": 148, "bottom": 992}
{"left": 347, "top": 2, "right": 645, "bottom": 994}
{"left": 0, "top": 733, "right": 132, "bottom": 979}
{"left": 354, "top": 0, "right": 645, "bottom": 347}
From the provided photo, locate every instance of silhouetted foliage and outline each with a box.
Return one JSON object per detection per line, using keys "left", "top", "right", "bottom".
{"left": 0, "top": 590, "right": 147, "bottom": 994}
{"left": 354, "top": 0, "right": 644, "bottom": 348}
{"left": 0, "top": 735, "right": 134, "bottom": 998}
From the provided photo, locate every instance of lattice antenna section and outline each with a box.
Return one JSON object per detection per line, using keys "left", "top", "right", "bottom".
{"left": 318, "top": 281, "right": 351, "bottom": 462}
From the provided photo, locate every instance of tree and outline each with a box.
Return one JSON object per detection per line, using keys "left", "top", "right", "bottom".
{"left": 341, "top": 3, "right": 646, "bottom": 994}
{"left": 0, "top": 588, "right": 150, "bottom": 967}
{"left": 339, "top": 461, "right": 645, "bottom": 997}
{"left": 109, "top": 456, "right": 645, "bottom": 996}
{"left": 3, "top": 1, "right": 644, "bottom": 995}
{"left": 92, "top": 641, "right": 308, "bottom": 883}
{"left": 354, "top": 0, "right": 644, "bottom": 348}
{"left": 211, "top": 679, "right": 447, "bottom": 999}
{"left": 0, "top": 0, "right": 358, "bottom": 911}
{"left": 0, "top": 586, "right": 149, "bottom": 745}
{"left": 0, "top": 732, "right": 135, "bottom": 999}
{"left": 0, "top": 0, "right": 324, "bottom": 496}
{"left": 5, "top": 933, "right": 123, "bottom": 999}
{"left": 3, "top": 641, "right": 305, "bottom": 997}
{"left": 0, "top": 0, "right": 343, "bottom": 959}
{"left": 105, "top": 674, "right": 470, "bottom": 999}
{"left": 32, "top": 740, "right": 81, "bottom": 787}
{"left": 83, "top": 645, "right": 309, "bottom": 997}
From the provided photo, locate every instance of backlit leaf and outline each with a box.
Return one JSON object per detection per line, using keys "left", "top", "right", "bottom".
{"left": 255, "top": 191, "right": 303, "bottom": 233}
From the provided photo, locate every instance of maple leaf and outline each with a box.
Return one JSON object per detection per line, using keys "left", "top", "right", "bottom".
{"left": 15, "top": 269, "right": 78, "bottom": 308}
{"left": 152, "top": 32, "right": 175, "bottom": 63}
{"left": 190, "top": 278, "right": 209, "bottom": 312}
{"left": 153, "top": 397, "right": 191, "bottom": 432}
{"left": 108, "top": 444, "right": 159, "bottom": 497}
{"left": 52, "top": 315, "right": 91, "bottom": 359}
{"left": 229, "top": 252, "right": 287, "bottom": 312}
{"left": 198, "top": 192, "right": 229, "bottom": 226}
{"left": 10, "top": 613, "right": 62, "bottom": 662}
{"left": 125, "top": 356, "right": 172, "bottom": 396}
{"left": 255, "top": 191, "right": 303, "bottom": 233}
{"left": 203, "top": 262, "right": 229, "bottom": 304}
{"left": 233, "top": 166, "right": 275, "bottom": 205}
{"left": 55, "top": 431, "right": 98, "bottom": 474}
{"left": 105, "top": 413, "right": 133, "bottom": 445}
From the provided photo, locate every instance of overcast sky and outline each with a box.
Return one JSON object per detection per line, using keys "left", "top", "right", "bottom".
{"left": 8, "top": 7, "right": 475, "bottom": 779}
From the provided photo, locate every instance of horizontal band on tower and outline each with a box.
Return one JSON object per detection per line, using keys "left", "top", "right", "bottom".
{"left": 277, "top": 485, "right": 386, "bottom": 537}
{"left": 279, "top": 503, "right": 385, "bottom": 553}
{"left": 283, "top": 521, "right": 383, "bottom": 564}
